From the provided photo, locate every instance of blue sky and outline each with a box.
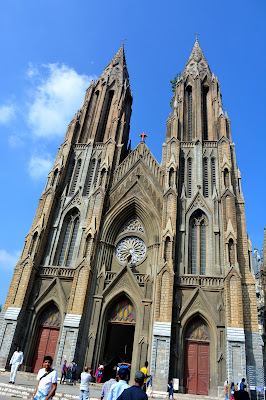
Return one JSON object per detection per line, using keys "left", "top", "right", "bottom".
{"left": 0, "top": 0, "right": 265, "bottom": 306}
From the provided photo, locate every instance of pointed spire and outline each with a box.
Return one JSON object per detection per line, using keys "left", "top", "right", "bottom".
{"left": 184, "top": 39, "right": 211, "bottom": 78}
{"left": 111, "top": 44, "right": 127, "bottom": 67}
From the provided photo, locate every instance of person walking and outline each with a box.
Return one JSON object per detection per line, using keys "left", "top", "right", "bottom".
{"left": 95, "top": 364, "right": 104, "bottom": 383}
{"left": 9, "top": 346, "right": 23, "bottom": 384}
{"left": 32, "top": 355, "right": 57, "bottom": 400}
{"left": 224, "top": 380, "right": 229, "bottom": 400}
{"left": 79, "top": 366, "right": 91, "bottom": 400}
{"left": 117, "top": 371, "right": 148, "bottom": 400}
{"left": 107, "top": 367, "right": 129, "bottom": 400}
{"left": 140, "top": 361, "right": 149, "bottom": 392}
{"left": 100, "top": 371, "right": 116, "bottom": 400}
{"left": 168, "top": 379, "right": 174, "bottom": 399}
{"left": 230, "top": 382, "right": 236, "bottom": 400}
{"left": 240, "top": 378, "right": 246, "bottom": 391}
{"left": 60, "top": 360, "right": 67, "bottom": 384}
{"left": 146, "top": 375, "right": 153, "bottom": 398}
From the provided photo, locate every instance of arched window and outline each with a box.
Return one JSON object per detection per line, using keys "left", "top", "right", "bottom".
{"left": 99, "top": 91, "right": 114, "bottom": 142}
{"left": 66, "top": 160, "right": 75, "bottom": 194}
{"left": 164, "top": 237, "right": 171, "bottom": 261}
{"left": 169, "top": 168, "right": 174, "bottom": 187}
{"left": 180, "top": 158, "right": 185, "bottom": 189}
{"left": 187, "top": 158, "right": 192, "bottom": 198}
{"left": 211, "top": 158, "right": 216, "bottom": 193}
{"left": 93, "top": 159, "right": 101, "bottom": 188}
{"left": 224, "top": 168, "right": 229, "bottom": 188}
{"left": 69, "top": 159, "right": 82, "bottom": 196}
{"left": 203, "top": 157, "right": 208, "bottom": 197}
{"left": 29, "top": 232, "right": 38, "bottom": 255}
{"left": 189, "top": 211, "right": 207, "bottom": 274}
{"left": 228, "top": 238, "right": 235, "bottom": 266}
{"left": 51, "top": 169, "right": 58, "bottom": 187}
{"left": 84, "top": 159, "right": 96, "bottom": 196}
{"left": 57, "top": 210, "right": 80, "bottom": 266}
{"left": 202, "top": 86, "right": 209, "bottom": 140}
{"left": 187, "top": 86, "right": 192, "bottom": 141}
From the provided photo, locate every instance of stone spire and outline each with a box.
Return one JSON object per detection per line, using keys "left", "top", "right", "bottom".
{"left": 183, "top": 39, "right": 211, "bottom": 78}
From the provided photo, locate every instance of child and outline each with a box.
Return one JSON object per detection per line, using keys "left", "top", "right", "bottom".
{"left": 168, "top": 379, "right": 174, "bottom": 399}
{"left": 230, "top": 382, "right": 236, "bottom": 400}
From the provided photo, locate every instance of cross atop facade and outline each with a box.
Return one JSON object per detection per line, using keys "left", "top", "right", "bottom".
{"left": 194, "top": 32, "right": 200, "bottom": 41}
{"left": 139, "top": 132, "right": 147, "bottom": 142}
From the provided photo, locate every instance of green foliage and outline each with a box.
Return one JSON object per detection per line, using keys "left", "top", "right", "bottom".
{"left": 170, "top": 72, "right": 182, "bottom": 93}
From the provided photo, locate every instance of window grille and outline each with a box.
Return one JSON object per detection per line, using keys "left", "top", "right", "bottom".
{"left": 191, "top": 221, "right": 197, "bottom": 274}
{"left": 202, "top": 86, "right": 208, "bottom": 140}
{"left": 70, "top": 159, "right": 82, "bottom": 196}
{"left": 180, "top": 158, "right": 185, "bottom": 189}
{"left": 66, "top": 217, "right": 80, "bottom": 266}
{"left": 99, "top": 91, "right": 114, "bottom": 142}
{"left": 58, "top": 218, "right": 72, "bottom": 265}
{"left": 67, "top": 160, "right": 75, "bottom": 194}
{"left": 187, "top": 158, "right": 192, "bottom": 198}
{"left": 203, "top": 157, "right": 209, "bottom": 197}
{"left": 93, "top": 159, "right": 101, "bottom": 188}
{"left": 85, "top": 159, "right": 96, "bottom": 195}
{"left": 187, "top": 87, "right": 192, "bottom": 141}
{"left": 200, "top": 220, "right": 206, "bottom": 274}
{"left": 211, "top": 158, "right": 216, "bottom": 192}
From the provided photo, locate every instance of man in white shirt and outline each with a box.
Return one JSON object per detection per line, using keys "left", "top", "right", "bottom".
{"left": 79, "top": 366, "right": 91, "bottom": 400}
{"left": 33, "top": 355, "right": 57, "bottom": 400}
{"left": 9, "top": 346, "right": 24, "bottom": 384}
{"left": 107, "top": 367, "right": 129, "bottom": 400}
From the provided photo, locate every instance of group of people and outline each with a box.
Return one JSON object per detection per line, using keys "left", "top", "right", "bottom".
{"left": 224, "top": 378, "right": 249, "bottom": 400}
{"left": 60, "top": 359, "right": 77, "bottom": 384}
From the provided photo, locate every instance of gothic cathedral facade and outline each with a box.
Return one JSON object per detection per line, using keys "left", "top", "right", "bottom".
{"left": 0, "top": 40, "right": 264, "bottom": 395}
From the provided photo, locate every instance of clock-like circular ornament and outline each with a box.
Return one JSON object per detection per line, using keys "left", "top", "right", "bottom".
{"left": 116, "top": 236, "right": 146, "bottom": 265}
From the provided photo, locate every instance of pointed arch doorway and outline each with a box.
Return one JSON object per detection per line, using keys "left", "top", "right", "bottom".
{"left": 32, "top": 305, "right": 61, "bottom": 373}
{"left": 101, "top": 297, "right": 136, "bottom": 382}
{"left": 184, "top": 317, "right": 210, "bottom": 395}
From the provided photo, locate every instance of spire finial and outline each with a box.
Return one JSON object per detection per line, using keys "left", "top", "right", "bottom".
{"left": 194, "top": 32, "right": 200, "bottom": 41}
{"left": 139, "top": 132, "right": 147, "bottom": 142}
{"left": 122, "top": 38, "right": 127, "bottom": 45}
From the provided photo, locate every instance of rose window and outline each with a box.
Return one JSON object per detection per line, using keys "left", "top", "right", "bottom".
{"left": 116, "top": 236, "right": 146, "bottom": 265}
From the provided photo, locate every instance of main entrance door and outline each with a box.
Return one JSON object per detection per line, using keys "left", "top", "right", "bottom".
{"left": 102, "top": 297, "right": 136, "bottom": 382}
{"left": 32, "top": 305, "right": 61, "bottom": 373}
{"left": 184, "top": 318, "right": 210, "bottom": 395}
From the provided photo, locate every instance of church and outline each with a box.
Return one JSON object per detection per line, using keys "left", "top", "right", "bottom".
{"left": 0, "top": 39, "right": 264, "bottom": 396}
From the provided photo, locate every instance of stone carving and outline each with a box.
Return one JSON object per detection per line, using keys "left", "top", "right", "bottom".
{"left": 121, "top": 218, "right": 145, "bottom": 234}
{"left": 116, "top": 236, "right": 146, "bottom": 265}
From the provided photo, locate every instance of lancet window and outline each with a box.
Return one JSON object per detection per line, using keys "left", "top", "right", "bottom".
{"left": 203, "top": 157, "right": 209, "bottom": 197}
{"left": 84, "top": 159, "right": 96, "bottom": 196}
{"left": 69, "top": 159, "right": 82, "bottom": 196}
{"left": 202, "top": 86, "right": 209, "bottom": 140}
{"left": 99, "top": 90, "right": 114, "bottom": 142}
{"left": 57, "top": 210, "right": 80, "bottom": 267}
{"left": 189, "top": 211, "right": 207, "bottom": 274}
{"left": 187, "top": 86, "right": 193, "bottom": 141}
{"left": 211, "top": 158, "right": 216, "bottom": 193}
{"left": 187, "top": 158, "right": 192, "bottom": 198}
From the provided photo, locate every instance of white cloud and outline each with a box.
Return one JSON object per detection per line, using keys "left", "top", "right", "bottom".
{"left": 28, "top": 154, "right": 53, "bottom": 180}
{"left": 27, "top": 62, "right": 39, "bottom": 79}
{"left": 28, "top": 63, "right": 96, "bottom": 138}
{"left": 0, "top": 249, "right": 21, "bottom": 270}
{"left": 0, "top": 104, "right": 15, "bottom": 124}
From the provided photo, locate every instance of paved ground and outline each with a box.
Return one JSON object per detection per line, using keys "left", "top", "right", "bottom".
{"left": 0, "top": 371, "right": 221, "bottom": 400}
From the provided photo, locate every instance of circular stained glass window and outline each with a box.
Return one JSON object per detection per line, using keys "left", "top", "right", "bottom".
{"left": 116, "top": 236, "right": 146, "bottom": 265}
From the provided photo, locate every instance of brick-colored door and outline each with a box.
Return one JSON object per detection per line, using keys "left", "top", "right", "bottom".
{"left": 184, "top": 340, "right": 209, "bottom": 395}
{"left": 32, "top": 327, "right": 59, "bottom": 373}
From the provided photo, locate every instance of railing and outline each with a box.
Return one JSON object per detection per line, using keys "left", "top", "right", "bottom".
{"left": 39, "top": 266, "right": 75, "bottom": 278}
{"left": 176, "top": 275, "right": 223, "bottom": 287}
{"left": 112, "top": 144, "right": 164, "bottom": 187}
{"left": 73, "top": 143, "right": 87, "bottom": 150}
{"left": 104, "top": 272, "right": 148, "bottom": 288}
{"left": 134, "top": 273, "right": 148, "bottom": 286}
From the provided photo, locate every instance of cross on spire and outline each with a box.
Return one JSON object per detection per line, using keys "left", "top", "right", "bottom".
{"left": 122, "top": 38, "right": 127, "bottom": 45}
{"left": 194, "top": 32, "right": 200, "bottom": 41}
{"left": 139, "top": 132, "right": 147, "bottom": 142}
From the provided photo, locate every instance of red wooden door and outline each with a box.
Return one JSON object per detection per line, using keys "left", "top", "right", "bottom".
{"left": 184, "top": 341, "right": 209, "bottom": 395}
{"left": 197, "top": 342, "right": 209, "bottom": 395}
{"left": 32, "top": 327, "right": 59, "bottom": 373}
